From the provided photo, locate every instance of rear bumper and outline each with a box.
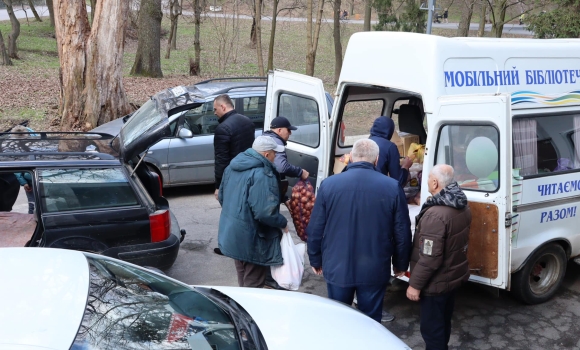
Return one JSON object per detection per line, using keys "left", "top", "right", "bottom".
{"left": 102, "top": 233, "right": 180, "bottom": 270}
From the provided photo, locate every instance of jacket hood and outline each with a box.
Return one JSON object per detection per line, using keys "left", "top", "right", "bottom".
{"left": 369, "top": 116, "right": 395, "bottom": 140}
{"left": 229, "top": 148, "right": 273, "bottom": 173}
{"left": 263, "top": 130, "right": 286, "bottom": 146}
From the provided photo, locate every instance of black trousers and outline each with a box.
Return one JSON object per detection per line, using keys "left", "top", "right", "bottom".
{"left": 420, "top": 290, "right": 456, "bottom": 350}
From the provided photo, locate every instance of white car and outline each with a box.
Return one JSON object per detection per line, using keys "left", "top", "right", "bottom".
{"left": 0, "top": 248, "right": 411, "bottom": 350}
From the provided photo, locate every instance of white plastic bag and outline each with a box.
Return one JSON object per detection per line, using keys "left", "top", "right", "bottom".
{"left": 271, "top": 232, "right": 306, "bottom": 291}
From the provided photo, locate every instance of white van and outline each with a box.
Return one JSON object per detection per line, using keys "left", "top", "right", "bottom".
{"left": 263, "top": 32, "right": 580, "bottom": 304}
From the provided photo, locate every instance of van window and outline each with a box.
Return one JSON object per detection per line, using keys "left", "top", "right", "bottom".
{"left": 39, "top": 168, "right": 139, "bottom": 213}
{"left": 339, "top": 100, "right": 384, "bottom": 147}
{"left": 513, "top": 113, "right": 580, "bottom": 177}
{"left": 278, "top": 93, "right": 320, "bottom": 147}
{"left": 436, "top": 124, "right": 499, "bottom": 192}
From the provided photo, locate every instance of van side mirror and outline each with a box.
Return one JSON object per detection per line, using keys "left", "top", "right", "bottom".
{"left": 178, "top": 127, "right": 193, "bottom": 139}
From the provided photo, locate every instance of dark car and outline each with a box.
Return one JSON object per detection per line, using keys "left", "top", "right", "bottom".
{"left": 0, "top": 96, "right": 193, "bottom": 269}
{"left": 92, "top": 77, "right": 334, "bottom": 187}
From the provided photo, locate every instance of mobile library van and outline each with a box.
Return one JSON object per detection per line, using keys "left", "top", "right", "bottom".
{"left": 262, "top": 32, "right": 580, "bottom": 304}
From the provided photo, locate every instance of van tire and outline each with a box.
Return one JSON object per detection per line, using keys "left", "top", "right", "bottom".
{"left": 511, "top": 244, "right": 566, "bottom": 304}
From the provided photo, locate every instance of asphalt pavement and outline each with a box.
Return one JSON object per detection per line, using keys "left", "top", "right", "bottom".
{"left": 0, "top": 6, "right": 533, "bottom": 37}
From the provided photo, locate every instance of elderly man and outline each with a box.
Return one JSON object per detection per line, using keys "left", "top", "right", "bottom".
{"left": 263, "top": 116, "right": 309, "bottom": 182}
{"left": 307, "top": 138, "right": 412, "bottom": 323}
{"left": 217, "top": 136, "right": 289, "bottom": 288}
{"left": 406, "top": 164, "right": 471, "bottom": 350}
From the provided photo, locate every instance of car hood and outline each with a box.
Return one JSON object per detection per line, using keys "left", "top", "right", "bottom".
{"left": 211, "top": 286, "right": 411, "bottom": 350}
{"left": 117, "top": 86, "right": 205, "bottom": 162}
{"left": 91, "top": 116, "right": 125, "bottom": 136}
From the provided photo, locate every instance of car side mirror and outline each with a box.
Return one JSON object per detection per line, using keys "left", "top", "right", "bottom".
{"left": 178, "top": 127, "right": 193, "bottom": 139}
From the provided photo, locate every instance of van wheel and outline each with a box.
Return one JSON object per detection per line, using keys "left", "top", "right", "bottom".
{"left": 511, "top": 244, "right": 566, "bottom": 304}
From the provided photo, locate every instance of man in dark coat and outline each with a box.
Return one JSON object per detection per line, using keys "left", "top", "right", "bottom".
{"left": 307, "top": 138, "right": 412, "bottom": 323}
{"left": 213, "top": 94, "right": 255, "bottom": 200}
{"left": 407, "top": 164, "right": 471, "bottom": 350}
{"left": 369, "top": 116, "right": 413, "bottom": 188}
{"left": 263, "top": 116, "right": 309, "bottom": 182}
{"left": 218, "top": 136, "right": 289, "bottom": 288}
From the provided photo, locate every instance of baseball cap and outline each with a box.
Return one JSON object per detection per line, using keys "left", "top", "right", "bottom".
{"left": 252, "top": 136, "right": 285, "bottom": 152}
{"left": 270, "top": 116, "right": 297, "bottom": 131}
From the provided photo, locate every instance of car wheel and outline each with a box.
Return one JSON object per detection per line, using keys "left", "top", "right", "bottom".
{"left": 511, "top": 243, "right": 567, "bottom": 304}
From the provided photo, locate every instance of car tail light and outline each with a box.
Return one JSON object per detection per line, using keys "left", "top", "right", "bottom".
{"left": 150, "top": 210, "right": 170, "bottom": 242}
{"left": 404, "top": 271, "right": 411, "bottom": 278}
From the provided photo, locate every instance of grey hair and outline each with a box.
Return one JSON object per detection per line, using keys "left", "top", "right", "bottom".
{"left": 431, "top": 164, "right": 454, "bottom": 187}
{"left": 351, "top": 139, "right": 379, "bottom": 163}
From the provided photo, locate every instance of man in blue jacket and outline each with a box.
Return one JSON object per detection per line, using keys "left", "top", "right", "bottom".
{"left": 307, "top": 138, "right": 412, "bottom": 322}
{"left": 263, "top": 116, "right": 309, "bottom": 182}
{"left": 218, "top": 136, "right": 289, "bottom": 288}
{"left": 369, "top": 116, "right": 413, "bottom": 188}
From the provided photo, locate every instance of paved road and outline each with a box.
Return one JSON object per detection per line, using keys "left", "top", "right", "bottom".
{"left": 0, "top": 6, "right": 533, "bottom": 36}
{"left": 10, "top": 180, "right": 580, "bottom": 348}
{"left": 164, "top": 184, "right": 580, "bottom": 350}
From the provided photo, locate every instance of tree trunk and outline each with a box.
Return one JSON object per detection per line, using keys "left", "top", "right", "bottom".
{"left": 306, "top": 0, "right": 324, "bottom": 76}
{"left": 165, "top": 0, "right": 182, "bottom": 59}
{"left": 249, "top": 0, "right": 257, "bottom": 49}
{"left": 349, "top": 0, "right": 354, "bottom": 17}
{"left": 54, "top": 0, "right": 131, "bottom": 130}
{"left": 457, "top": 0, "right": 476, "bottom": 37}
{"left": 267, "top": 0, "right": 279, "bottom": 71}
{"left": 4, "top": 0, "right": 20, "bottom": 59}
{"left": 477, "top": 2, "right": 487, "bottom": 37}
{"left": 28, "top": 0, "right": 42, "bottom": 22}
{"left": 333, "top": 0, "right": 343, "bottom": 84}
{"left": 0, "top": 29, "right": 12, "bottom": 66}
{"left": 46, "top": 0, "right": 55, "bottom": 27}
{"left": 90, "top": 0, "right": 96, "bottom": 24}
{"left": 190, "top": 0, "right": 201, "bottom": 75}
{"left": 363, "top": 0, "right": 372, "bottom": 31}
{"left": 490, "top": 0, "right": 507, "bottom": 37}
{"left": 130, "top": 0, "right": 163, "bottom": 77}
{"left": 255, "top": 0, "right": 264, "bottom": 75}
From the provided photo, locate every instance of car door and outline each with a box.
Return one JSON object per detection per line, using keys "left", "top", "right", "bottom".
{"left": 167, "top": 102, "right": 217, "bottom": 185}
{"left": 264, "top": 70, "right": 329, "bottom": 191}
{"left": 430, "top": 93, "right": 512, "bottom": 289}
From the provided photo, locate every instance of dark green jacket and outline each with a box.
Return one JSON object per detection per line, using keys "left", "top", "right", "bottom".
{"left": 218, "top": 148, "right": 288, "bottom": 266}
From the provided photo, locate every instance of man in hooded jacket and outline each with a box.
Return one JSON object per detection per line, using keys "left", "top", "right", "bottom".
{"left": 407, "top": 164, "right": 471, "bottom": 350}
{"left": 218, "top": 136, "right": 289, "bottom": 288}
{"left": 369, "top": 116, "right": 413, "bottom": 188}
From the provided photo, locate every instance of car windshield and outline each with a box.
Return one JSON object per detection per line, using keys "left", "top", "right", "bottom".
{"left": 120, "top": 99, "right": 162, "bottom": 149}
{"left": 71, "top": 255, "right": 241, "bottom": 350}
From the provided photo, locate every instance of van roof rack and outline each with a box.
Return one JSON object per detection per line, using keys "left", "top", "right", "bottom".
{"left": 0, "top": 131, "right": 114, "bottom": 140}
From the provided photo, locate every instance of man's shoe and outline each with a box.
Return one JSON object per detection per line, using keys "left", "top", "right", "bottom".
{"left": 381, "top": 311, "right": 395, "bottom": 322}
{"left": 213, "top": 248, "right": 224, "bottom": 256}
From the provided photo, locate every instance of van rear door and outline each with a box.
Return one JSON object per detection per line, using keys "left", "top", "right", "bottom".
{"left": 264, "top": 70, "right": 329, "bottom": 190}
{"left": 431, "top": 94, "right": 512, "bottom": 289}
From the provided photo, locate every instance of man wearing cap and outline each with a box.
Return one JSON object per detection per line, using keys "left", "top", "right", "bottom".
{"left": 263, "top": 116, "right": 309, "bottom": 183}
{"left": 217, "top": 136, "right": 289, "bottom": 288}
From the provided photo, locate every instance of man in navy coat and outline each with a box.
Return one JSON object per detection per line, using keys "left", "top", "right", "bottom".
{"left": 307, "top": 138, "right": 412, "bottom": 323}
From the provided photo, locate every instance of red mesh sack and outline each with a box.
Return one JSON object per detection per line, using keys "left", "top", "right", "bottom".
{"left": 288, "top": 180, "right": 315, "bottom": 242}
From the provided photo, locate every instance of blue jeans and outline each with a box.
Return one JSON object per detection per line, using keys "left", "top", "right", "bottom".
{"left": 326, "top": 283, "right": 387, "bottom": 322}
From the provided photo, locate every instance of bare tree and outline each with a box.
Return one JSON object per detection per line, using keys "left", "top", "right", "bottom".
{"left": 54, "top": 0, "right": 132, "bottom": 130}
{"left": 255, "top": 0, "right": 264, "bottom": 75}
{"left": 268, "top": 0, "right": 304, "bottom": 71}
{"left": 190, "top": 0, "right": 202, "bottom": 75}
{"left": 165, "top": 0, "right": 183, "bottom": 59}
{"left": 363, "top": 0, "right": 372, "bottom": 31}
{"left": 2, "top": 0, "right": 20, "bottom": 59}
{"left": 333, "top": 0, "right": 343, "bottom": 84}
{"left": 487, "top": 0, "right": 540, "bottom": 37}
{"left": 457, "top": 0, "right": 477, "bottom": 36}
{"left": 0, "top": 29, "right": 12, "bottom": 66}
{"left": 46, "top": 0, "right": 55, "bottom": 27}
{"left": 26, "top": 0, "right": 42, "bottom": 22}
{"left": 477, "top": 1, "right": 488, "bottom": 37}
{"left": 130, "top": 0, "right": 163, "bottom": 77}
{"left": 207, "top": 0, "right": 241, "bottom": 76}
{"left": 306, "top": 0, "right": 324, "bottom": 76}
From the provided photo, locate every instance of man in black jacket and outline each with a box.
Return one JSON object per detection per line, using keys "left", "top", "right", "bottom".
{"left": 213, "top": 94, "right": 255, "bottom": 200}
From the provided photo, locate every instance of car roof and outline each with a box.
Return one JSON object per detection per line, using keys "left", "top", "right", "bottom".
{"left": 0, "top": 248, "right": 89, "bottom": 350}
{"left": 0, "top": 132, "right": 121, "bottom": 167}
{"left": 192, "top": 78, "right": 267, "bottom": 98}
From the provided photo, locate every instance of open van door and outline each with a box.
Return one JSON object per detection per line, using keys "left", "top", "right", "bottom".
{"left": 430, "top": 94, "right": 512, "bottom": 289}
{"left": 264, "top": 70, "right": 329, "bottom": 191}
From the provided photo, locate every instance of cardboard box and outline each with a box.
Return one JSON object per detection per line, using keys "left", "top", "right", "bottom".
{"left": 397, "top": 132, "right": 419, "bottom": 156}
